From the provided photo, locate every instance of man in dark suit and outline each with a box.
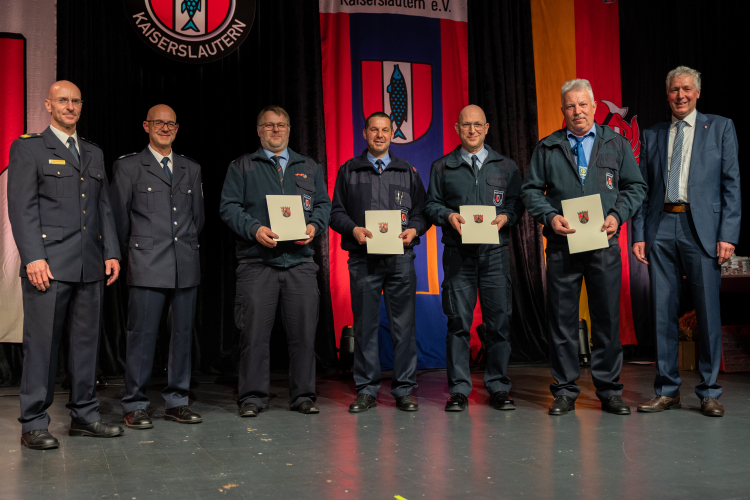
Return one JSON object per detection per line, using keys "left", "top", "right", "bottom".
{"left": 330, "top": 112, "right": 429, "bottom": 413}
{"left": 8, "top": 80, "right": 124, "bottom": 449}
{"left": 110, "top": 104, "right": 205, "bottom": 428}
{"left": 632, "top": 66, "right": 741, "bottom": 417}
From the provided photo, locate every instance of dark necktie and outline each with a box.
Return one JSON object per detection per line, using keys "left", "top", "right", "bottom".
{"left": 161, "top": 157, "right": 172, "bottom": 182}
{"left": 572, "top": 136, "right": 588, "bottom": 185}
{"left": 667, "top": 120, "right": 686, "bottom": 203}
{"left": 375, "top": 159, "right": 384, "bottom": 174}
{"left": 67, "top": 137, "right": 79, "bottom": 163}
{"left": 471, "top": 154, "right": 478, "bottom": 178}
{"left": 272, "top": 155, "right": 283, "bottom": 183}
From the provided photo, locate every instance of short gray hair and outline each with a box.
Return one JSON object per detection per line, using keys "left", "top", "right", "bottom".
{"left": 665, "top": 66, "right": 701, "bottom": 92}
{"left": 561, "top": 79, "right": 594, "bottom": 105}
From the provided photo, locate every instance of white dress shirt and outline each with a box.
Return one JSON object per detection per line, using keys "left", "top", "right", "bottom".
{"left": 50, "top": 125, "right": 79, "bottom": 156}
{"left": 148, "top": 144, "right": 174, "bottom": 173}
{"left": 665, "top": 108, "right": 697, "bottom": 203}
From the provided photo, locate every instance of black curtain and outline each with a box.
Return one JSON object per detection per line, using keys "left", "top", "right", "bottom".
{"left": 468, "top": 1, "right": 548, "bottom": 362}
{"left": 0, "top": 0, "right": 337, "bottom": 387}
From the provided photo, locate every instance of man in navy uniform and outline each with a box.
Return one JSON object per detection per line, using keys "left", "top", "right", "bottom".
{"left": 220, "top": 105, "right": 331, "bottom": 416}
{"left": 424, "top": 105, "right": 523, "bottom": 412}
{"left": 330, "top": 112, "right": 429, "bottom": 413}
{"left": 110, "top": 104, "right": 205, "bottom": 428}
{"left": 8, "top": 80, "right": 124, "bottom": 449}
{"left": 633, "top": 67, "right": 741, "bottom": 417}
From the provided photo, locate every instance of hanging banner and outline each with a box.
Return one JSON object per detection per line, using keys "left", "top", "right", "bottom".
{"left": 320, "top": 0, "right": 468, "bottom": 368}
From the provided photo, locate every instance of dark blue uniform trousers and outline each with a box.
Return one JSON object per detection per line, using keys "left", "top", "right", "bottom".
{"left": 235, "top": 262, "right": 319, "bottom": 410}
{"left": 650, "top": 211, "right": 722, "bottom": 399}
{"left": 546, "top": 243, "right": 624, "bottom": 401}
{"left": 441, "top": 246, "right": 512, "bottom": 396}
{"left": 121, "top": 286, "right": 197, "bottom": 412}
{"left": 19, "top": 278, "right": 104, "bottom": 434}
{"left": 348, "top": 251, "right": 418, "bottom": 398}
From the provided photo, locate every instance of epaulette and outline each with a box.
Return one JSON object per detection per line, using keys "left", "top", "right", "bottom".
{"left": 79, "top": 137, "right": 100, "bottom": 148}
{"left": 177, "top": 153, "right": 199, "bottom": 164}
{"left": 117, "top": 152, "right": 138, "bottom": 160}
{"left": 231, "top": 153, "right": 252, "bottom": 163}
{"left": 19, "top": 133, "right": 42, "bottom": 139}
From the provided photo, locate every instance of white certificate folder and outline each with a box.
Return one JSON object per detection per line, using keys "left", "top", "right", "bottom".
{"left": 459, "top": 205, "right": 499, "bottom": 245}
{"left": 266, "top": 195, "right": 309, "bottom": 241}
{"left": 365, "top": 210, "right": 404, "bottom": 255}
{"left": 560, "top": 194, "right": 609, "bottom": 254}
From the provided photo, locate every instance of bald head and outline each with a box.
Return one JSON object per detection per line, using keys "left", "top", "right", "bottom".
{"left": 45, "top": 80, "right": 82, "bottom": 133}
{"left": 455, "top": 105, "right": 489, "bottom": 153}
{"left": 143, "top": 104, "right": 179, "bottom": 155}
{"left": 147, "top": 104, "right": 177, "bottom": 123}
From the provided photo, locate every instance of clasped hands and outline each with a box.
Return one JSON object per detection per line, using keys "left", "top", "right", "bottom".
{"left": 550, "top": 214, "right": 618, "bottom": 239}
{"left": 26, "top": 259, "right": 119, "bottom": 291}
{"left": 255, "top": 224, "right": 316, "bottom": 248}
{"left": 448, "top": 212, "right": 508, "bottom": 235}
{"left": 353, "top": 226, "right": 417, "bottom": 246}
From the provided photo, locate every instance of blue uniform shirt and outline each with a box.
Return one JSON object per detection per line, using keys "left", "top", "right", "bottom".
{"left": 264, "top": 148, "right": 289, "bottom": 175}
{"left": 367, "top": 150, "right": 392, "bottom": 173}
{"left": 459, "top": 145, "right": 489, "bottom": 169}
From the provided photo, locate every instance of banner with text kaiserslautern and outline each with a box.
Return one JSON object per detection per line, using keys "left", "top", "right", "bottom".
{"left": 320, "top": 0, "right": 468, "bottom": 368}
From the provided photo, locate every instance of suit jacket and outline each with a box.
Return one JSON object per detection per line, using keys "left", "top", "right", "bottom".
{"left": 110, "top": 147, "right": 205, "bottom": 288}
{"left": 632, "top": 112, "right": 741, "bottom": 257}
{"left": 7, "top": 127, "right": 120, "bottom": 282}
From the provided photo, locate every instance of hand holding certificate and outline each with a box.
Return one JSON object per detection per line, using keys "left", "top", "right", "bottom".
{"left": 458, "top": 205, "right": 500, "bottom": 245}
{"left": 560, "top": 194, "right": 608, "bottom": 254}
{"left": 365, "top": 210, "right": 404, "bottom": 254}
{"left": 266, "top": 195, "right": 309, "bottom": 241}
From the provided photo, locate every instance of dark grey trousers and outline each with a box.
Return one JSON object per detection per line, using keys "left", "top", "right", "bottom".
{"left": 19, "top": 278, "right": 104, "bottom": 433}
{"left": 235, "top": 262, "right": 319, "bottom": 410}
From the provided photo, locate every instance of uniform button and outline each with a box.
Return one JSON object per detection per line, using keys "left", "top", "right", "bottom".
{"left": 135, "top": 243, "right": 138, "bottom": 248}
{"left": 81, "top": 177, "right": 84, "bottom": 181}
{"left": 174, "top": 222, "right": 177, "bottom": 225}
{"left": 173, "top": 207, "right": 176, "bottom": 211}
{"left": 174, "top": 237, "right": 178, "bottom": 241}
{"left": 97, "top": 174, "right": 101, "bottom": 178}
{"left": 82, "top": 194, "right": 86, "bottom": 198}
{"left": 57, "top": 171, "right": 61, "bottom": 175}
{"left": 83, "top": 210, "right": 86, "bottom": 215}
{"left": 148, "top": 187, "right": 152, "bottom": 191}
{"left": 188, "top": 190, "right": 191, "bottom": 193}
{"left": 83, "top": 226, "right": 86, "bottom": 230}
{"left": 42, "top": 234, "right": 46, "bottom": 238}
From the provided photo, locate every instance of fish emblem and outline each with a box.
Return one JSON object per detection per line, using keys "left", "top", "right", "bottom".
{"left": 181, "top": 0, "right": 201, "bottom": 32}
{"left": 387, "top": 64, "right": 408, "bottom": 140}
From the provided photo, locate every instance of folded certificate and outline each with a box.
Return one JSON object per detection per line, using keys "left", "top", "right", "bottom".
{"left": 365, "top": 210, "right": 404, "bottom": 255}
{"left": 266, "top": 195, "right": 309, "bottom": 241}
{"left": 561, "top": 194, "right": 609, "bottom": 254}
{"left": 459, "top": 205, "right": 499, "bottom": 245}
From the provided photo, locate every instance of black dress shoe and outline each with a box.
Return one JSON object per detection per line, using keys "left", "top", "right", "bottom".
{"left": 349, "top": 393, "right": 377, "bottom": 413}
{"left": 298, "top": 401, "right": 320, "bottom": 414}
{"left": 69, "top": 420, "right": 124, "bottom": 437}
{"left": 396, "top": 395, "right": 419, "bottom": 412}
{"left": 445, "top": 393, "right": 468, "bottom": 412}
{"left": 124, "top": 409, "right": 153, "bottom": 429}
{"left": 548, "top": 395, "right": 575, "bottom": 416}
{"left": 21, "top": 430, "right": 59, "bottom": 450}
{"left": 490, "top": 391, "right": 516, "bottom": 410}
{"left": 602, "top": 395, "right": 631, "bottom": 415}
{"left": 164, "top": 405, "right": 202, "bottom": 424}
{"left": 239, "top": 403, "right": 260, "bottom": 417}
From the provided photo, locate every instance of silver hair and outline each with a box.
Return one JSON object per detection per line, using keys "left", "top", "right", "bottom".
{"left": 560, "top": 79, "right": 594, "bottom": 105}
{"left": 665, "top": 66, "right": 701, "bottom": 92}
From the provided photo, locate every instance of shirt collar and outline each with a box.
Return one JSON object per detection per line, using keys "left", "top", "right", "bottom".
{"left": 367, "top": 151, "right": 391, "bottom": 167}
{"left": 460, "top": 145, "right": 488, "bottom": 166}
{"left": 264, "top": 148, "right": 289, "bottom": 162}
{"left": 148, "top": 144, "right": 174, "bottom": 166}
{"left": 50, "top": 125, "right": 79, "bottom": 149}
{"left": 567, "top": 123, "right": 597, "bottom": 141}
{"left": 672, "top": 108, "right": 697, "bottom": 127}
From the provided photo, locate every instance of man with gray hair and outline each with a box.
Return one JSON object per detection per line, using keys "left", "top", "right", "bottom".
{"left": 632, "top": 66, "right": 741, "bottom": 417}
{"left": 521, "top": 79, "right": 646, "bottom": 416}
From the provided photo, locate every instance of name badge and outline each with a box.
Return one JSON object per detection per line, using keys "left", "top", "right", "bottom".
{"left": 49, "top": 159, "right": 65, "bottom": 165}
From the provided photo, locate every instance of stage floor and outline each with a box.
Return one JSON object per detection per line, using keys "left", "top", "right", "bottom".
{"left": 1, "top": 364, "right": 750, "bottom": 500}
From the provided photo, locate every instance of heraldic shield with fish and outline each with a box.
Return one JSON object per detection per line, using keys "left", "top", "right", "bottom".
{"left": 145, "top": 0, "right": 237, "bottom": 38}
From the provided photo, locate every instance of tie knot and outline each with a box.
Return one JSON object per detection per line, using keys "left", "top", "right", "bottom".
{"left": 676, "top": 120, "right": 686, "bottom": 130}
{"left": 271, "top": 155, "right": 281, "bottom": 165}
{"left": 471, "top": 154, "right": 478, "bottom": 162}
{"left": 67, "top": 137, "right": 75, "bottom": 146}
{"left": 161, "top": 157, "right": 169, "bottom": 168}
{"left": 375, "top": 159, "right": 384, "bottom": 166}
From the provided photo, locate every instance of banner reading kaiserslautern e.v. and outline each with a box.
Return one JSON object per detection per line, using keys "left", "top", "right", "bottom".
{"left": 320, "top": 0, "right": 468, "bottom": 369}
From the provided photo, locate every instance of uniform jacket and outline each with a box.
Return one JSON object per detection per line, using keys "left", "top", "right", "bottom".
{"left": 521, "top": 124, "right": 647, "bottom": 249}
{"left": 330, "top": 150, "right": 429, "bottom": 254}
{"left": 424, "top": 144, "right": 522, "bottom": 254}
{"left": 219, "top": 147, "right": 331, "bottom": 267}
{"left": 632, "top": 112, "right": 741, "bottom": 258}
{"left": 7, "top": 126, "right": 120, "bottom": 282}
{"left": 109, "top": 147, "right": 205, "bottom": 288}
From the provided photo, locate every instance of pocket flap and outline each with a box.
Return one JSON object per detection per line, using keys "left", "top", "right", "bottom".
{"left": 129, "top": 236, "right": 154, "bottom": 249}
{"left": 40, "top": 226, "right": 63, "bottom": 242}
{"left": 596, "top": 156, "right": 619, "bottom": 169}
{"left": 190, "top": 238, "right": 200, "bottom": 250}
{"left": 137, "top": 183, "right": 162, "bottom": 193}
{"left": 295, "top": 176, "right": 316, "bottom": 191}
{"left": 88, "top": 168, "right": 104, "bottom": 181}
{"left": 397, "top": 191, "right": 412, "bottom": 208}
{"left": 179, "top": 185, "right": 194, "bottom": 194}
{"left": 486, "top": 173, "right": 507, "bottom": 187}
{"left": 43, "top": 165, "right": 73, "bottom": 177}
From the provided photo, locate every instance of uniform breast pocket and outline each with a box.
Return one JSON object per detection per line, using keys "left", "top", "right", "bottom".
{"left": 135, "top": 183, "right": 164, "bottom": 213}
{"left": 88, "top": 168, "right": 104, "bottom": 199}
{"left": 596, "top": 159, "right": 619, "bottom": 192}
{"left": 390, "top": 186, "right": 412, "bottom": 227}
{"left": 486, "top": 173, "right": 507, "bottom": 207}
{"left": 42, "top": 164, "right": 74, "bottom": 198}
{"left": 295, "top": 176, "right": 315, "bottom": 212}
{"left": 178, "top": 185, "right": 194, "bottom": 213}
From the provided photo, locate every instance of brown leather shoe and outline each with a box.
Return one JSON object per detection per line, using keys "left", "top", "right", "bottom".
{"left": 637, "top": 394, "right": 681, "bottom": 412}
{"left": 701, "top": 397, "right": 724, "bottom": 417}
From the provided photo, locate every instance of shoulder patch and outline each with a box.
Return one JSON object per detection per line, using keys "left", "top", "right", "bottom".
{"left": 117, "top": 152, "right": 138, "bottom": 160}
{"left": 79, "top": 137, "right": 100, "bottom": 148}
{"left": 177, "top": 153, "right": 199, "bottom": 164}
{"left": 19, "top": 133, "right": 41, "bottom": 139}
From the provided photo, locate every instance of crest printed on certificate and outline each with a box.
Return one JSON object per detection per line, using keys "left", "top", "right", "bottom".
{"left": 365, "top": 210, "right": 404, "bottom": 255}
{"left": 561, "top": 194, "right": 609, "bottom": 254}
{"left": 459, "top": 205, "right": 499, "bottom": 245}
{"left": 266, "top": 195, "right": 309, "bottom": 241}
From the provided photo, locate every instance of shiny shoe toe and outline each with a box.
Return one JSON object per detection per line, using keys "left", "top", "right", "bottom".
{"left": 164, "top": 405, "right": 202, "bottom": 424}
{"left": 490, "top": 391, "right": 516, "bottom": 411}
{"left": 701, "top": 397, "right": 724, "bottom": 417}
{"left": 69, "top": 420, "right": 124, "bottom": 438}
{"left": 396, "top": 395, "right": 419, "bottom": 412}
{"left": 21, "top": 430, "right": 59, "bottom": 450}
{"left": 548, "top": 396, "right": 575, "bottom": 416}
{"left": 637, "top": 393, "right": 681, "bottom": 413}
{"left": 239, "top": 403, "right": 260, "bottom": 417}
{"left": 124, "top": 409, "right": 153, "bottom": 429}
{"left": 298, "top": 401, "right": 320, "bottom": 414}
{"left": 349, "top": 394, "right": 377, "bottom": 413}
{"left": 602, "top": 395, "right": 631, "bottom": 415}
{"left": 445, "top": 393, "right": 468, "bottom": 412}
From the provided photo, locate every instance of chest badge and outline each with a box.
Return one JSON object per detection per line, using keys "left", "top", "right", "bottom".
{"left": 605, "top": 172, "right": 614, "bottom": 190}
{"left": 493, "top": 189, "right": 504, "bottom": 207}
{"left": 281, "top": 207, "right": 291, "bottom": 218}
{"left": 303, "top": 194, "right": 312, "bottom": 211}
{"left": 49, "top": 159, "right": 65, "bottom": 165}
{"left": 474, "top": 215, "right": 484, "bottom": 223}
{"left": 379, "top": 222, "right": 389, "bottom": 233}
{"left": 578, "top": 211, "right": 589, "bottom": 224}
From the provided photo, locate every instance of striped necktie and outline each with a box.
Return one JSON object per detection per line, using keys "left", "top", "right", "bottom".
{"left": 667, "top": 120, "right": 686, "bottom": 203}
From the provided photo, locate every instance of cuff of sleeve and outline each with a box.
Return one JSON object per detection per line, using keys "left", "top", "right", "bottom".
{"left": 442, "top": 209, "right": 456, "bottom": 226}
{"left": 545, "top": 212, "right": 558, "bottom": 227}
{"left": 249, "top": 222, "right": 262, "bottom": 241}
{"left": 608, "top": 211, "right": 622, "bottom": 226}
{"left": 26, "top": 259, "right": 45, "bottom": 266}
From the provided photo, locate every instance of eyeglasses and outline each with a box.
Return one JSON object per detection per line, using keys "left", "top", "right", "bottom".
{"left": 52, "top": 97, "right": 83, "bottom": 107}
{"left": 259, "top": 122, "right": 289, "bottom": 131}
{"left": 459, "top": 122, "right": 486, "bottom": 131}
{"left": 147, "top": 120, "right": 178, "bottom": 130}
